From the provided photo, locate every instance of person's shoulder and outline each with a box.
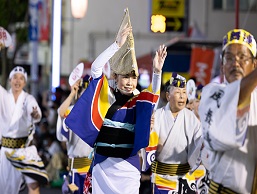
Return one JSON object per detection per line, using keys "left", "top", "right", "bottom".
{"left": 26, "top": 93, "right": 36, "bottom": 99}
{"left": 201, "top": 82, "right": 226, "bottom": 96}
{"left": 25, "top": 92, "right": 38, "bottom": 102}
{"left": 183, "top": 108, "right": 201, "bottom": 124}
{"left": 204, "top": 82, "right": 226, "bottom": 90}
{"left": 0, "top": 85, "right": 7, "bottom": 93}
{"left": 183, "top": 107, "right": 196, "bottom": 117}
{"left": 155, "top": 104, "right": 168, "bottom": 114}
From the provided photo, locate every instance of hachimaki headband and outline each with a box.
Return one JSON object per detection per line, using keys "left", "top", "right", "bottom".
{"left": 169, "top": 72, "right": 186, "bottom": 88}
{"left": 9, "top": 66, "right": 27, "bottom": 81}
{"left": 222, "top": 29, "right": 256, "bottom": 57}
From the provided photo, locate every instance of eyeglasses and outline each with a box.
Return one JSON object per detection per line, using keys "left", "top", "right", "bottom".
{"left": 223, "top": 54, "right": 253, "bottom": 66}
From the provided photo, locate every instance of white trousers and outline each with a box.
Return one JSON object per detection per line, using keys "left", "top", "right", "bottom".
{"left": 92, "top": 157, "right": 141, "bottom": 194}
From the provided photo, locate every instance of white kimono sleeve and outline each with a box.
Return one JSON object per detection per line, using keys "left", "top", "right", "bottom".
{"left": 56, "top": 115, "right": 67, "bottom": 142}
{"left": 199, "top": 80, "right": 249, "bottom": 151}
{"left": 91, "top": 42, "right": 120, "bottom": 79}
{"left": 26, "top": 94, "right": 42, "bottom": 124}
{"left": 0, "top": 85, "right": 7, "bottom": 143}
{"left": 151, "top": 72, "right": 161, "bottom": 94}
{"left": 188, "top": 121, "right": 203, "bottom": 170}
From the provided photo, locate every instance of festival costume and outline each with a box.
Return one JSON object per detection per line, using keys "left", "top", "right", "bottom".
{"left": 0, "top": 85, "right": 48, "bottom": 194}
{"left": 65, "top": 8, "right": 161, "bottom": 194}
{"left": 199, "top": 28, "right": 257, "bottom": 194}
{"left": 57, "top": 105, "right": 93, "bottom": 194}
{"left": 193, "top": 166, "right": 209, "bottom": 193}
{"left": 194, "top": 84, "right": 210, "bottom": 194}
{"left": 186, "top": 82, "right": 210, "bottom": 193}
{"left": 65, "top": 41, "right": 161, "bottom": 194}
{"left": 199, "top": 81, "right": 257, "bottom": 193}
{"left": 143, "top": 103, "right": 202, "bottom": 193}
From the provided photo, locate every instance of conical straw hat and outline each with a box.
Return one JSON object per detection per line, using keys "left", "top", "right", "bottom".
{"left": 109, "top": 8, "right": 138, "bottom": 76}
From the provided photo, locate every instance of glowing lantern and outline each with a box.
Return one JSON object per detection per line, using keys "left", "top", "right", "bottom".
{"left": 151, "top": 15, "right": 166, "bottom": 33}
{"left": 71, "top": 0, "right": 88, "bottom": 19}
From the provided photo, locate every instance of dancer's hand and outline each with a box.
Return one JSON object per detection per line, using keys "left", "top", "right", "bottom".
{"left": 31, "top": 107, "right": 40, "bottom": 120}
{"left": 153, "top": 44, "right": 167, "bottom": 74}
{"left": 71, "top": 79, "right": 80, "bottom": 97}
{"left": 115, "top": 23, "right": 132, "bottom": 48}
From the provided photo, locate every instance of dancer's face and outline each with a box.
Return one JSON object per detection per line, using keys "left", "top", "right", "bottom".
{"left": 10, "top": 73, "right": 26, "bottom": 93}
{"left": 222, "top": 44, "right": 256, "bottom": 83}
{"left": 166, "top": 86, "right": 187, "bottom": 113}
{"left": 116, "top": 73, "right": 138, "bottom": 95}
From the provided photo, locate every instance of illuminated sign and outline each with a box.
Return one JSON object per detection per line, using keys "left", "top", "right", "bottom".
{"left": 151, "top": 0, "right": 186, "bottom": 32}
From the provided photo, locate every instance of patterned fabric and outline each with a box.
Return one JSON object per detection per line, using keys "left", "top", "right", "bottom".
{"left": 152, "top": 174, "right": 196, "bottom": 194}
{"left": 208, "top": 180, "right": 238, "bottom": 194}
{"left": 151, "top": 161, "right": 190, "bottom": 176}
{"left": 83, "top": 173, "right": 92, "bottom": 194}
{"left": 68, "top": 157, "right": 92, "bottom": 170}
{"left": 169, "top": 72, "right": 186, "bottom": 88}
{"left": 222, "top": 29, "right": 256, "bottom": 57}
{"left": 199, "top": 81, "right": 257, "bottom": 193}
{"left": 2, "top": 136, "right": 27, "bottom": 148}
{"left": 65, "top": 74, "right": 159, "bottom": 156}
{"left": 193, "top": 164, "right": 210, "bottom": 194}
{"left": 65, "top": 74, "right": 110, "bottom": 147}
{"left": 5, "top": 145, "right": 48, "bottom": 185}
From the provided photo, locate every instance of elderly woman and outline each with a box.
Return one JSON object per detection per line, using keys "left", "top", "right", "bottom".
{"left": 143, "top": 73, "right": 202, "bottom": 194}
{"left": 65, "top": 8, "right": 167, "bottom": 194}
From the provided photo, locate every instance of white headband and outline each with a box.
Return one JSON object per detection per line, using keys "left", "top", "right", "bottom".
{"left": 9, "top": 66, "right": 27, "bottom": 81}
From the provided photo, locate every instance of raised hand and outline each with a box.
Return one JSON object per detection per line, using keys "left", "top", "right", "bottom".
{"left": 115, "top": 23, "right": 132, "bottom": 48}
{"left": 31, "top": 107, "right": 40, "bottom": 120}
{"left": 71, "top": 79, "right": 81, "bottom": 96}
{"left": 153, "top": 44, "right": 167, "bottom": 74}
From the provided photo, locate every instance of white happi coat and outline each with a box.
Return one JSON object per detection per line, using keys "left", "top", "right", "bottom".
{"left": 154, "top": 103, "right": 202, "bottom": 166}
{"left": 144, "top": 103, "right": 202, "bottom": 190}
{"left": 0, "top": 86, "right": 42, "bottom": 194}
{"left": 199, "top": 80, "right": 257, "bottom": 193}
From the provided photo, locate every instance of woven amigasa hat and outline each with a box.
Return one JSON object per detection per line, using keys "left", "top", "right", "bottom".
{"left": 222, "top": 29, "right": 257, "bottom": 57}
{"left": 109, "top": 8, "right": 139, "bottom": 76}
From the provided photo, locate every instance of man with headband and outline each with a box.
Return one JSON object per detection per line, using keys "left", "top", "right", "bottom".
{"left": 199, "top": 29, "right": 257, "bottom": 193}
{"left": 0, "top": 66, "right": 48, "bottom": 194}
{"left": 143, "top": 72, "right": 202, "bottom": 193}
